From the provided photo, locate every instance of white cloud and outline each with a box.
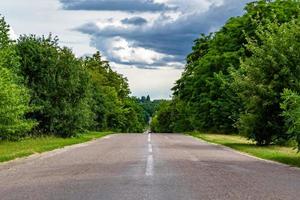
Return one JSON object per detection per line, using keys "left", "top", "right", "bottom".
{"left": 108, "top": 37, "right": 171, "bottom": 65}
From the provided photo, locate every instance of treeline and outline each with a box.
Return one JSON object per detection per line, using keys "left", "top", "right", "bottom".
{"left": 0, "top": 16, "right": 149, "bottom": 140}
{"left": 138, "top": 95, "right": 162, "bottom": 123}
{"left": 151, "top": 0, "right": 300, "bottom": 149}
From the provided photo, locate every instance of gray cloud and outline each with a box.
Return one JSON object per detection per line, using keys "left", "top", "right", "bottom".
{"left": 121, "top": 17, "right": 148, "bottom": 25}
{"left": 60, "top": 0, "right": 174, "bottom": 12}
{"left": 75, "top": 0, "right": 252, "bottom": 68}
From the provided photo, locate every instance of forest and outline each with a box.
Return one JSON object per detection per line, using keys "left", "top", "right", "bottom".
{"left": 0, "top": 16, "right": 160, "bottom": 141}
{"left": 151, "top": 0, "right": 300, "bottom": 150}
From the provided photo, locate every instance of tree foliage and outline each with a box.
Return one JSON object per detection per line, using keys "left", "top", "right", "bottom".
{"left": 0, "top": 16, "right": 35, "bottom": 140}
{"left": 0, "top": 16, "right": 150, "bottom": 140}
{"left": 84, "top": 52, "right": 148, "bottom": 133}
{"left": 15, "top": 35, "right": 94, "bottom": 137}
{"left": 281, "top": 89, "right": 300, "bottom": 150}
{"left": 154, "top": 0, "right": 300, "bottom": 149}
{"left": 234, "top": 20, "right": 300, "bottom": 145}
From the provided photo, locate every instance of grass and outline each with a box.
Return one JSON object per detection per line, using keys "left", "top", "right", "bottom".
{"left": 0, "top": 131, "right": 112, "bottom": 163}
{"left": 188, "top": 132, "right": 300, "bottom": 168}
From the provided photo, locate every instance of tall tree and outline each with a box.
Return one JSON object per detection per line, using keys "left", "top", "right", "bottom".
{"left": 233, "top": 20, "right": 300, "bottom": 145}
{"left": 0, "top": 16, "right": 35, "bottom": 140}
{"left": 16, "top": 35, "right": 93, "bottom": 137}
{"left": 172, "top": 0, "right": 300, "bottom": 134}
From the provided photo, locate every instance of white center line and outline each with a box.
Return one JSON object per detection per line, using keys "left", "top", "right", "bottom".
{"left": 148, "top": 144, "right": 153, "bottom": 153}
{"left": 145, "top": 154, "right": 153, "bottom": 176}
{"left": 145, "top": 133, "right": 154, "bottom": 176}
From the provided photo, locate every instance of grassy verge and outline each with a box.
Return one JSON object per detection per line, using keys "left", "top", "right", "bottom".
{"left": 0, "top": 131, "right": 112, "bottom": 163}
{"left": 188, "top": 132, "right": 300, "bottom": 168}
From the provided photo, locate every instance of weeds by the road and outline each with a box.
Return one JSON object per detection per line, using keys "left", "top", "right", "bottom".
{"left": 189, "top": 132, "right": 300, "bottom": 168}
{"left": 0, "top": 132, "right": 112, "bottom": 163}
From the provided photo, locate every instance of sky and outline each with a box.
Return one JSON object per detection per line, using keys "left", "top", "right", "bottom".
{"left": 0, "top": 0, "right": 252, "bottom": 99}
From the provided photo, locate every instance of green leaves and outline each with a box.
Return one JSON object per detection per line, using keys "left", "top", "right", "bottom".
{"left": 155, "top": 0, "right": 300, "bottom": 149}
{"left": 0, "top": 17, "right": 36, "bottom": 140}
{"left": 0, "top": 15, "right": 150, "bottom": 141}
{"left": 0, "top": 67, "right": 36, "bottom": 140}
{"left": 84, "top": 52, "right": 147, "bottom": 133}
{"left": 234, "top": 20, "right": 300, "bottom": 145}
{"left": 281, "top": 89, "right": 300, "bottom": 150}
{"left": 15, "top": 35, "right": 94, "bottom": 137}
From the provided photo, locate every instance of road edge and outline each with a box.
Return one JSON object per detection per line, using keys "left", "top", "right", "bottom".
{"left": 187, "top": 133, "right": 300, "bottom": 170}
{"left": 0, "top": 133, "right": 115, "bottom": 168}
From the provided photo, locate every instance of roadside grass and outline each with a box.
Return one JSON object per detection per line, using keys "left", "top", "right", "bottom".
{"left": 0, "top": 131, "right": 112, "bottom": 163}
{"left": 188, "top": 132, "right": 300, "bottom": 168}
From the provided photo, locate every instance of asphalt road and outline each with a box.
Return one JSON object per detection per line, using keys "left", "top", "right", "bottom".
{"left": 1, "top": 133, "right": 300, "bottom": 200}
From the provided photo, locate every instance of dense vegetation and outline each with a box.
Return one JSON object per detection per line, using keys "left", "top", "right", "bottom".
{"left": 138, "top": 95, "right": 162, "bottom": 122}
{"left": 151, "top": 0, "right": 300, "bottom": 149}
{"left": 0, "top": 16, "right": 151, "bottom": 140}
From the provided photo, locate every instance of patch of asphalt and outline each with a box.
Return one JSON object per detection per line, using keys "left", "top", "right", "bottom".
{"left": 187, "top": 134, "right": 300, "bottom": 170}
{"left": 0, "top": 134, "right": 116, "bottom": 169}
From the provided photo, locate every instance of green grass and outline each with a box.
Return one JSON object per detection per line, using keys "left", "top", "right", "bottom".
{"left": 0, "top": 131, "right": 112, "bottom": 163}
{"left": 188, "top": 132, "right": 300, "bottom": 168}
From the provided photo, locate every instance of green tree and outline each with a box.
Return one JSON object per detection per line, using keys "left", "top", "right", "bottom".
{"left": 0, "top": 16, "right": 35, "bottom": 140}
{"left": 234, "top": 20, "right": 300, "bottom": 145}
{"left": 84, "top": 52, "right": 147, "bottom": 133}
{"left": 281, "top": 89, "right": 300, "bottom": 150}
{"left": 172, "top": 0, "right": 300, "bottom": 135}
{"left": 150, "top": 101, "right": 173, "bottom": 133}
{"left": 16, "top": 35, "right": 93, "bottom": 137}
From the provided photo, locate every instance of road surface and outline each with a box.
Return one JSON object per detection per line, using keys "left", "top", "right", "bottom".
{"left": 0, "top": 133, "right": 300, "bottom": 200}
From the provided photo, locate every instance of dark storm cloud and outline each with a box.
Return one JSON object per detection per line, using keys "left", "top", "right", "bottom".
{"left": 121, "top": 17, "right": 148, "bottom": 25}
{"left": 75, "top": 0, "right": 252, "bottom": 68}
{"left": 60, "top": 0, "right": 174, "bottom": 12}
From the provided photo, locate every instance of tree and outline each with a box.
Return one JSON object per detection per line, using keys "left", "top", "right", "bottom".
{"left": 0, "top": 16, "right": 35, "bottom": 140}
{"left": 171, "top": 0, "right": 300, "bottom": 135}
{"left": 16, "top": 35, "right": 93, "bottom": 137}
{"left": 233, "top": 20, "right": 300, "bottom": 145}
{"left": 146, "top": 95, "right": 151, "bottom": 102}
{"left": 281, "top": 89, "right": 300, "bottom": 150}
{"left": 150, "top": 101, "right": 173, "bottom": 133}
{"left": 84, "top": 52, "right": 147, "bottom": 133}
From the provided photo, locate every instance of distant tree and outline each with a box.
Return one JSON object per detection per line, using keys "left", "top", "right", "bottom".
{"left": 150, "top": 101, "right": 173, "bottom": 133}
{"left": 84, "top": 52, "right": 147, "bottom": 133}
{"left": 141, "top": 96, "right": 146, "bottom": 103}
{"left": 150, "top": 99, "right": 193, "bottom": 133}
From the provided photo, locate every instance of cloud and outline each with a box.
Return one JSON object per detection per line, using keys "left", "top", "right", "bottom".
{"left": 121, "top": 17, "right": 147, "bottom": 25}
{"left": 75, "top": 0, "right": 252, "bottom": 69}
{"left": 59, "top": 0, "right": 174, "bottom": 12}
{"left": 89, "top": 36, "right": 182, "bottom": 69}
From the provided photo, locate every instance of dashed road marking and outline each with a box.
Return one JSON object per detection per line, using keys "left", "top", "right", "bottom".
{"left": 145, "top": 154, "right": 153, "bottom": 176}
{"left": 146, "top": 133, "right": 154, "bottom": 176}
{"left": 148, "top": 144, "right": 153, "bottom": 153}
